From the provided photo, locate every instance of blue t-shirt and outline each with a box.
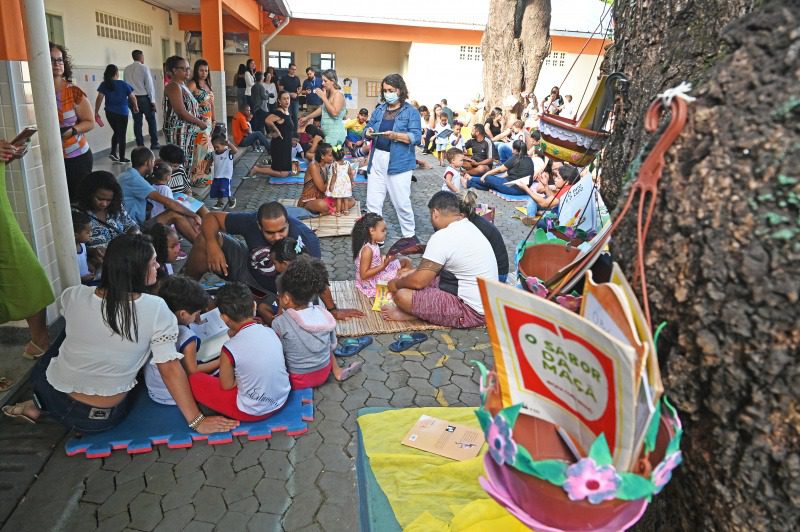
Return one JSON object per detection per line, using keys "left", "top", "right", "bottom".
{"left": 302, "top": 77, "right": 322, "bottom": 106}
{"left": 225, "top": 212, "right": 321, "bottom": 293}
{"left": 118, "top": 167, "right": 156, "bottom": 224}
{"left": 97, "top": 80, "right": 135, "bottom": 116}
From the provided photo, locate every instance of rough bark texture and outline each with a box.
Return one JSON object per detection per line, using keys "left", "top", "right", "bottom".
{"left": 481, "top": 0, "right": 551, "bottom": 110}
{"left": 604, "top": 2, "right": 800, "bottom": 530}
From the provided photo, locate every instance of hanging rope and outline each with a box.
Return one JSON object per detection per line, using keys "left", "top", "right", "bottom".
{"left": 556, "top": 2, "right": 614, "bottom": 93}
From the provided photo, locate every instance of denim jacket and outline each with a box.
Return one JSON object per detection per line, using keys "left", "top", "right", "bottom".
{"left": 366, "top": 102, "right": 421, "bottom": 175}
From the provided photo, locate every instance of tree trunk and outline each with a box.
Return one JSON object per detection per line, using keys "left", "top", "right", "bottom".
{"left": 604, "top": 1, "right": 800, "bottom": 530}
{"left": 481, "top": 0, "right": 551, "bottom": 111}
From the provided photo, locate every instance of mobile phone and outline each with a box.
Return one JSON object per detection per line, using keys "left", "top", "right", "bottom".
{"left": 11, "top": 126, "right": 37, "bottom": 146}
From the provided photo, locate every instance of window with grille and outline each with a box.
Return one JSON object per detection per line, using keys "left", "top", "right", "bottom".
{"left": 544, "top": 51, "right": 566, "bottom": 67}
{"left": 268, "top": 51, "right": 294, "bottom": 70}
{"left": 458, "top": 45, "right": 482, "bottom": 62}
{"left": 310, "top": 52, "right": 335, "bottom": 72}
{"left": 95, "top": 12, "right": 152, "bottom": 46}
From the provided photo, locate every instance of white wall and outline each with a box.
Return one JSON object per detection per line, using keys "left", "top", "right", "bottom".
{"left": 44, "top": 0, "right": 186, "bottom": 152}
{"left": 405, "top": 43, "right": 483, "bottom": 115}
{"left": 534, "top": 52, "right": 604, "bottom": 119}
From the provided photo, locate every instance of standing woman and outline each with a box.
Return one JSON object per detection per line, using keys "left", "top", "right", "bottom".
{"left": 94, "top": 64, "right": 138, "bottom": 164}
{"left": 51, "top": 43, "right": 94, "bottom": 200}
{"left": 244, "top": 58, "right": 256, "bottom": 107}
{"left": 2, "top": 234, "right": 239, "bottom": 434}
{"left": 264, "top": 71, "right": 278, "bottom": 112}
{"left": 364, "top": 74, "right": 422, "bottom": 252}
{"left": 234, "top": 64, "right": 247, "bottom": 109}
{"left": 298, "top": 69, "right": 346, "bottom": 148}
{"left": 186, "top": 59, "right": 215, "bottom": 178}
{"left": 0, "top": 140, "right": 54, "bottom": 383}
{"left": 163, "top": 56, "right": 207, "bottom": 178}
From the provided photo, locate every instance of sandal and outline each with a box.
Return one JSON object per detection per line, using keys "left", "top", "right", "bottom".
{"left": 2, "top": 403, "right": 37, "bottom": 424}
{"left": 334, "top": 336, "right": 373, "bottom": 357}
{"left": 22, "top": 341, "right": 46, "bottom": 360}
{"left": 0, "top": 376, "right": 14, "bottom": 393}
{"left": 389, "top": 332, "right": 428, "bottom": 353}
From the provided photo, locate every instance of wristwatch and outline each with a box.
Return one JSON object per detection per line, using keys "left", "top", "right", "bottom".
{"left": 71, "top": 127, "right": 78, "bottom": 137}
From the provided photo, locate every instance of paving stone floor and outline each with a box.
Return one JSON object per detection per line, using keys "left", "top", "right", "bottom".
{"left": 1, "top": 148, "right": 534, "bottom": 532}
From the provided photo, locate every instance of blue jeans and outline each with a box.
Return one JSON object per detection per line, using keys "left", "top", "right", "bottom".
{"left": 467, "top": 175, "right": 527, "bottom": 197}
{"left": 239, "top": 132, "right": 270, "bottom": 149}
{"left": 496, "top": 142, "right": 513, "bottom": 164}
{"left": 132, "top": 95, "right": 159, "bottom": 147}
{"left": 31, "top": 331, "right": 135, "bottom": 433}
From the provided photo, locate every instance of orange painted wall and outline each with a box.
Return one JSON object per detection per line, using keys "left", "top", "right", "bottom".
{"left": 0, "top": 0, "right": 28, "bottom": 61}
{"left": 553, "top": 35, "right": 611, "bottom": 55}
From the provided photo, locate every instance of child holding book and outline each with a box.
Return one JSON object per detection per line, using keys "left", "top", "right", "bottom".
{"left": 272, "top": 256, "right": 363, "bottom": 388}
{"left": 210, "top": 133, "right": 238, "bottom": 211}
{"left": 189, "top": 282, "right": 290, "bottom": 421}
{"left": 327, "top": 146, "right": 354, "bottom": 216}
{"left": 352, "top": 213, "right": 412, "bottom": 298}
{"left": 146, "top": 161, "right": 175, "bottom": 218}
{"left": 145, "top": 276, "right": 219, "bottom": 405}
{"left": 254, "top": 236, "right": 309, "bottom": 325}
{"left": 72, "top": 210, "right": 95, "bottom": 284}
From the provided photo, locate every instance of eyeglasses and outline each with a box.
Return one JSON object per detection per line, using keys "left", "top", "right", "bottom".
{"left": 174, "top": 66, "right": 190, "bottom": 71}
{"left": 50, "top": 58, "right": 64, "bottom": 64}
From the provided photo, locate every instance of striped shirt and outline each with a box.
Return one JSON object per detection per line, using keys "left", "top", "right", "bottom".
{"left": 57, "top": 84, "right": 90, "bottom": 159}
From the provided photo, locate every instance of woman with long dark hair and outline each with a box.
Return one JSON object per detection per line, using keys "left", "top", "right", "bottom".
{"left": 163, "top": 56, "right": 207, "bottom": 177}
{"left": 2, "top": 234, "right": 239, "bottom": 434}
{"left": 244, "top": 58, "right": 256, "bottom": 107}
{"left": 94, "top": 64, "right": 138, "bottom": 163}
{"left": 186, "top": 59, "right": 215, "bottom": 178}
{"left": 363, "top": 74, "right": 423, "bottom": 253}
{"left": 234, "top": 64, "right": 247, "bottom": 109}
{"left": 51, "top": 42, "right": 95, "bottom": 200}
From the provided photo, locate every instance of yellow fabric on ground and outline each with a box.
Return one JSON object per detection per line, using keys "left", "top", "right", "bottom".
{"left": 358, "top": 407, "right": 528, "bottom": 531}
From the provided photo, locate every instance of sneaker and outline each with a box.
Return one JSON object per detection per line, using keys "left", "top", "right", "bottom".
{"left": 212, "top": 200, "right": 225, "bottom": 210}
{"left": 226, "top": 197, "right": 237, "bottom": 209}
{"left": 118, "top": 157, "right": 131, "bottom": 164}
{"left": 109, "top": 153, "right": 119, "bottom": 162}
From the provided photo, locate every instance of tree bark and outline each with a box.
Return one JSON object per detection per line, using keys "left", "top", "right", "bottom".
{"left": 604, "top": 1, "right": 800, "bottom": 530}
{"left": 481, "top": 0, "right": 551, "bottom": 111}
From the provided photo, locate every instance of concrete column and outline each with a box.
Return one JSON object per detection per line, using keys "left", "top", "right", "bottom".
{"left": 201, "top": 0, "right": 227, "bottom": 125}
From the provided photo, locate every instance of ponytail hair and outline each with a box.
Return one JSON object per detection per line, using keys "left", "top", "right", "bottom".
{"left": 102, "top": 64, "right": 118, "bottom": 91}
{"left": 459, "top": 190, "right": 478, "bottom": 217}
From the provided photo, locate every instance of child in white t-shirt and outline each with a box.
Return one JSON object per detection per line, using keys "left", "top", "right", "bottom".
{"left": 145, "top": 276, "right": 218, "bottom": 405}
{"left": 72, "top": 211, "right": 95, "bottom": 284}
{"left": 448, "top": 121, "right": 465, "bottom": 151}
{"left": 210, "top": 134, "right": 239, "bottom": 211}
{"left": 433, "top": 113, "right": 452, "bottom": 166}
{"left": 147, "top": 161, "right": 174, "bottom": 219}
{"left": 441, "top": 148, "right": 468, "bottom": 193}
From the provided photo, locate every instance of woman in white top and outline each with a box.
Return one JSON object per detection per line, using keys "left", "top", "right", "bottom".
{"left": 264, "top": 71, "right": 278, "bottom": 112}
{"left": 2, "top": 234, "right": 239, "bottom": 435}
{"left": 244, "top": 58, "right": 256, "bottom": 107}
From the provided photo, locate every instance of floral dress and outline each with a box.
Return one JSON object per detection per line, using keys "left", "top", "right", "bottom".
{"left": 164, "top": 83, "right": 201, "bottom": 176}
{"left": 354, "top": 243, "right": 402, "bottom": 298}
{"left": 192, "top": 85, "right": 214, "bottom": 178}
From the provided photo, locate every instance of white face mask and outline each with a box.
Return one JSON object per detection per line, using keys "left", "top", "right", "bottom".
{"left": 384, "top": 91, "right": 399, "bottom": 104}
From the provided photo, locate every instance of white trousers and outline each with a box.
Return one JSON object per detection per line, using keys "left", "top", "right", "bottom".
{"left": 366, "top": 149, "right": 415, "bottom": 237}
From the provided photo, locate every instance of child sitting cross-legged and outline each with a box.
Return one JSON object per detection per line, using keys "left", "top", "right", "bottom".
{"left": 352, "top": 213, "right": 412, "bottom": 298}
{"left": 189, "top": 282, "right": 290, "bottom": 421}
{"left": 144, "top": 276, "right": 220, "bottom": 405}
{"left": 272, "top": 256, "right": 363, "bottom": 388}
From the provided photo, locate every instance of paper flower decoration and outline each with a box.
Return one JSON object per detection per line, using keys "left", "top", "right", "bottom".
{"left": 487, "top": 414, "right": 518, "bottom": 466}
{"left": 563, "top": 457, "right": 621, "bottom": 504}
{"left": 556, "top": 294, "right": 582, "bottom": 312}
{"left": 652, "top": 451, "right": 682, "bottom": 494}
{"left": 525, "top": 276, "right": 550, "bottom": 298}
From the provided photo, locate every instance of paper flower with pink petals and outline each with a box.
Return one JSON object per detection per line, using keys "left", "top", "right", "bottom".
{"left": 563, "top": 458, "right": 621, "bottom": 504}
{"left": 556, "top": 294, "right": 583, "bottom": 312}
{"left": 487, "top": 415, "right": 518, "bottom": 466}
{"left": 525, "top": 276, "right": 550, "bottom": 298}
{"left": 652, "top": 451, "right": 682, "bottom": 493}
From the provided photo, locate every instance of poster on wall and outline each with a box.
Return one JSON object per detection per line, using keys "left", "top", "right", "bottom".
{"left": 342, "top": 77, "right": 359, "bottom": 109}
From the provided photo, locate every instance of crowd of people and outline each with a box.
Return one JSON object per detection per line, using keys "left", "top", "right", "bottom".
{"left": 1, "top": 43, "right": 598, "bottom": 437}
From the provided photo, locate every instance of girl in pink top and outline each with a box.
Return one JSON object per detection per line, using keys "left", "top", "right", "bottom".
{"left": 352, "top": 213, "right": 412, "bottom": 298}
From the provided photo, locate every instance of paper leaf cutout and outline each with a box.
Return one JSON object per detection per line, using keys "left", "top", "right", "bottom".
{"left": 475, "top": 408, "right": 492, "bottom": 435}
{"left": 644, "top": 399, "right": 663, "bottom": 453}
{"left": 587, "top": 433, "right": 613, "bottom": 466}
{"left": 531, "top": 459, "right": 569, "bottom": 485}
{"left": 617, "top": 472, "right": 655, "bottom": 501}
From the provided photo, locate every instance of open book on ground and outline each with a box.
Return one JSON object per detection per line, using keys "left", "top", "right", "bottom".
{"left": 479, "top": 270, "right": 661, "bottom": 470}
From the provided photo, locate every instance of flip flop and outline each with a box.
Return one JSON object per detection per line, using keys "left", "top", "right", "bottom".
{"left": 2, "top": 404, "right": 36, "bottom": 424}
{"left": 337, "top": 360, "right": 364, "bottom": 381}
{"left": 389, "top": 332, "right": 428, "bottom": 352}
{"left": 21, "top": 341, "right": 46, "bottom": 360}
{"left": 334, "top": 336, "right": 373, "bottom": 357}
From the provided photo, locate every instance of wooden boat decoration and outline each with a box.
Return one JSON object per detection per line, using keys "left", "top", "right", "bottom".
{"left": 539, "top": 73, "right": 628, "bottom": 167}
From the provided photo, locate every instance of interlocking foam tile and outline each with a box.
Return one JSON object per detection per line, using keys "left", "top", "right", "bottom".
{"left": 490, "top": 190, "right": 529, "bottom": 202}
{"left": 268, "top": 173, "right": 367, "bottom": 185}
{"left": 65, "top": 388, "right": 314, "bottom": 458}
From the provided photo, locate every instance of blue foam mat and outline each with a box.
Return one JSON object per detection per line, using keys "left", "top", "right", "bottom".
{"left": 490, "top": 190, "right": 528, "bottom": 202}
{"left": 65, "top": 387, "right": 314, "bottom": 458}
{"left": 269, "top": 174, "right": 368, "bottom": 185}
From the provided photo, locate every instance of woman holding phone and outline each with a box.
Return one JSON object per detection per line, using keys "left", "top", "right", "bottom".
{"left": 0, "top": 137, "right": 55, "bottom": 385}
{"left": 51, "top": 42, "right": 95, "bottom": 201}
